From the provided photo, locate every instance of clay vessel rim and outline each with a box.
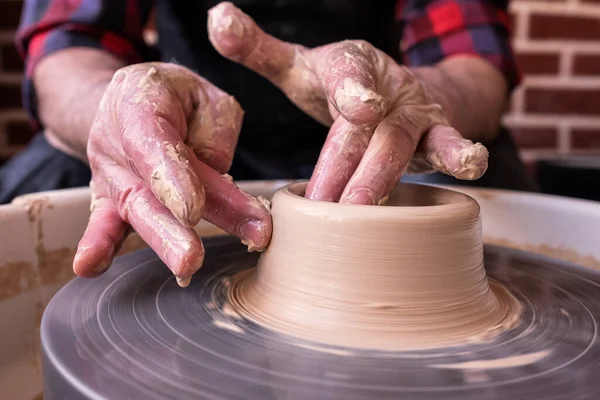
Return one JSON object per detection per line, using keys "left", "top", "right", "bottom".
{"left": 280, "top": 181, "right": 479, "bottom": 216}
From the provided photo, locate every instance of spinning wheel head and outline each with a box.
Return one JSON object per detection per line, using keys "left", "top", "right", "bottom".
{"left": 41, "top": 235, "right": 600, "bottom": 400}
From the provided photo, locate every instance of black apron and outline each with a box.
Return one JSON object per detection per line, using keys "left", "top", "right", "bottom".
{"left": 154, "top": 0, "right": 399, "bottom": 180}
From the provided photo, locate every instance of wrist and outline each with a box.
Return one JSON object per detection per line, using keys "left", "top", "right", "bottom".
{"left": 33, "top": 48, "right": 123, "bottom": 163}
{"left": 44, "top": 128, "right": 89, "bottom": 164}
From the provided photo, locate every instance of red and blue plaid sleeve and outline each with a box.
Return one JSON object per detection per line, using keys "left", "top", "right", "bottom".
{"left": 16, "top": 0, "right": 157, "bottom": 129}
{"left": 396, "top": 0, "right": 521, "bottom": 92}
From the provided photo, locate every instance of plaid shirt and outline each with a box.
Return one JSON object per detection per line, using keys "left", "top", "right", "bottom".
{"left": 16, "top": 0, "right": 520, "bottom": 131}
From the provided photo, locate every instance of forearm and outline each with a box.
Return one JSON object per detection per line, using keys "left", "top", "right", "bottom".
{"left": 413, "top": 55, "right": 508, "bottom": 144}
{"left": 33, "top": 48, "right": 125, "bottom": 162}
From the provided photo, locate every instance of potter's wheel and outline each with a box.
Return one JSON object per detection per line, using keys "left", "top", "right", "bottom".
{"left": 41, "top": 236, "right": 600, "bottom": 400}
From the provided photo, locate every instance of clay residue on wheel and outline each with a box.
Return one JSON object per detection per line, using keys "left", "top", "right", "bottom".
{"left": 226, "top": 182, "right": 522, "bottom": 352}
{"left": 430, "top": 349, "right": 552, "bottom": 370}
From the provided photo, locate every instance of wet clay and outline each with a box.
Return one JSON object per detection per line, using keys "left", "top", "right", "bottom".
{"left": 228, "top": 181, "right": 521, "bottom": 351}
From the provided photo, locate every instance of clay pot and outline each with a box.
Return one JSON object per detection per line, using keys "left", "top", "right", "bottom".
{"left": 229, "top": 181, "right": 519, "bottom": 351}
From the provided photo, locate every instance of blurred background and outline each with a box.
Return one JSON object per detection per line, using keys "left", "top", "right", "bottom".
{"left": 0, "top": 0, "right": 599, "bottom": 198}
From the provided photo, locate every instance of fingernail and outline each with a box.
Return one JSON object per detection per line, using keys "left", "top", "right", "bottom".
{"left": 341, "top": 189, "right": 376, "bottom": 205}
{"left": 239, "top": 220, "right": 267, "bottom": 251}
{"left": 176, "top": 275, "right": 192, "bottom": 288}
{"left": 93, "top": 259, "right": 112, "bottom": 274}
{"left": 73, "top": 245, "right": 89, "bottom": 263}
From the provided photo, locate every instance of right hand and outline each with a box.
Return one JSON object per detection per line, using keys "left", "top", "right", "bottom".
{"left": 72, "top": 62, "right": 272, "bottom": 286}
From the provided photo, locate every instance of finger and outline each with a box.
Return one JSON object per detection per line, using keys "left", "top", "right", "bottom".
{"left": 186, "top": 148, "right": 272, "bottom": 251}
{"left": 419, "top": 125, "right": 489, "bottom": 180}
{"left": 207, "top": 2, "right": 331, "bottom": 125}
{"left": 305, "top": 117, "right": 373, "bottom": 202}
{"left": 114, "top": 66, "right": 205, "bottom": 228}
{"left": 162, "top": 65, "right": 244, "bottom": 173}
{"left": 97, "top": 158, "right": 205, "bottom": 283}
{"left": 73, "top": 196, "right": 129, "bottom": 278}
{"left": 152, "top": 63, "right": 244, "bottom": 173}
{"left": 187, "top": 87, "right": 244, "bottom": 174}
{"left": 315, "top": 41, "right": 388, "bottom": 126}
{"left": 328, "top": 101, "right": 341, "bottom": 121}
{"left": 340, "top": 107, "right": 424, "bottom": 205}
{"left": 207, "top": 1, "right": 297, "bottom": 83}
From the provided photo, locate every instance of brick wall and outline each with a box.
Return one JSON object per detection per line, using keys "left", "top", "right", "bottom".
{"left": 1, "top": 0, "right": 600, "bottom": 172}
{"left": 0, "top": 0, "right": 34, "bottom": 165}
{"left": 507, "top": 0, "right": 600, "bottom": 171}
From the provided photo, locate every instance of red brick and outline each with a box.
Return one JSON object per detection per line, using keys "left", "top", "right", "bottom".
{"left": 516, "top": 52, "right": 560, "bottom": 75}
{"left": 0, "top": 1, "right": 23, "bottom": 30}
{"left": 530, "top": 14, "right": 600, "bottom": 41}
{"left": 6, "top": 120, "right": 35, "bottom": 146}
{"left": 507, "top": 98, "right": 516, "bottom": 114}
{"left": 0, "top": 83, "right": 22, "bottom": 109}
{"left": 1, "top": 43, "right": 23, "bottom": 72}
{"left": 524, "top": 88, "right": 600, "bottom": 115}
{"left": 510, "top": 126, "right": 558, "bottom": 148}
{"left": 572, "top": 54, "right": 600, "bottom": 76}
{"left": 571, "top": 129, "right": 600, "bottom": 148}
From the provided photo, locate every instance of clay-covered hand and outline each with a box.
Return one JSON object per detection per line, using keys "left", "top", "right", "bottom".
{"left": 208, "top": 2, "right": 489, "bottom": 204}
{"left": 73, "top": 62, "right": 271, "bottom": 285}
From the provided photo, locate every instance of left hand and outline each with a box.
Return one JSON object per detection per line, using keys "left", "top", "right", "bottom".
{"left": 208, "top": 2, "right": 489, "bottom": 205}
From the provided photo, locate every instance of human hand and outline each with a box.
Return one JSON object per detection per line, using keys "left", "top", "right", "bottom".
{"left": 208, "top": 2, "right": 489, "bottom": 205}
{"left": 73, "top": 62, "right": 271, "bottom": 285}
